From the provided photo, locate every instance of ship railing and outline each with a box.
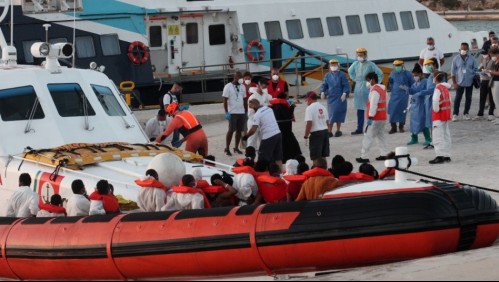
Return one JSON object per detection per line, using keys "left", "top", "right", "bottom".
{"left": 21, "top": 0, "right": 83, "bottom": 13}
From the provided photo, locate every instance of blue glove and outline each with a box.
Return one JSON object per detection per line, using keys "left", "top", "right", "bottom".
{"left": 367, "top": 119, "right": 373, "bottom": 126}
{"left": 287, "top": 99, "right": 295, "bottom": 106}
{"left": 172, "top": 140, "right": 184, "bottom": 148}
{"left": 225, "top": 112, "right": 231, "bottom": 121}
{"left": 178, "top": 104, "right": 190, "bottom": 111}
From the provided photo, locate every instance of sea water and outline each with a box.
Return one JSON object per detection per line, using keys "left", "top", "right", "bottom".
{"left": 451, "top": 20, "right": 499, "bottom": 33}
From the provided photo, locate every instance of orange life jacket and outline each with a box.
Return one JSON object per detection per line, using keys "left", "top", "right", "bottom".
{"left": 269, "top": 98, "right": 291, "bottom": 108}
{"left": 379, "top": 168, "right": 396, "bottom": 180}
{"left": 196, "top": 180, "right": 210, "bottom": 189}
{"left": 268, "top": 79, "right": 286, "bottom": 99}
{"left": 366, "top": 84, "right": 387, "bottom": 121}
{"left": 172, "top": 186, "right": 212, "bottom": 208}
{"left": 256, "top": 175, "right": 287, "bottom": 203}
{"left": 283, "top": 174, "right": 307, "bottom": 201}
{"left": 303, "top": 167, "right": 333, "bottom": 178}
{"left": 235, "top": 159, "right": 244, "bottom": 166}
{"left": 201, "top": 185, "right": 226, "bottom": 194}
{"left": 232, "top": 166, "right": 268, "bottom": 178}
{"left": 175, "top": 111, "right": 202, "bottom": 137}
{"left": 89, "top": 192, "right": 120, "bottom": 214}
{"left": 339, "top": 172, "right": 375, "bottom": 182}
{"left": 432, "top": 84, "right": 452, "bottom": 122}
{"left": 134, "top": 178, "right": 167, "bottom": 191}
{"left": 38, "top": 203, "right": 67, "bottom": 216}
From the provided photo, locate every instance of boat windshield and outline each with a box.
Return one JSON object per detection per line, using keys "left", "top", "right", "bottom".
{"left": 0, "top": 86, "right": 45, "bottom": 121}
{"left": 48, "top": 83, "right": 96, "bottom": 117}
{"left": 91, "top": 84, "right": 126, "bottom": 117}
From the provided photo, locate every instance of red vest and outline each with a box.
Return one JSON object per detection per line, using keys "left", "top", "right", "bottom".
{"left": 172, "top": 186, "right": 212, "bottom": 208}
{"left": 432, "top": 84, "right": 451, "bottom": 122}
{"left": 257, "top": 175, "right": 287, "bottom": 203}
{"left": 38, "top": 203, "right": 67, "bottom": 216}
{"left": 176, "top": 111, "right": 202, "bottom": 137}
{"left": 89, "top": 192, "right": 120, "bottom": 214}
{"left": 232, "top": 166, "right": 268, "bottom": 178}
{"left": 268, "top": 80, "right": 286, "bottom": 99}
{"left": 339, "top": 172, "right": 375, "bottom": 182}
{"left": 366, "top": 84, "right": 387, "bottom": 121}
{"left": 269, "top": 98, "right": 291, "bottom": 108}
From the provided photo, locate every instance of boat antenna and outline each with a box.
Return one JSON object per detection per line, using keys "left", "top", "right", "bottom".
{"left": 72, "top": 2, "right": 76, "bottom": 67}
{"left": 43, "top": 24, "right": 51, "bottom": 43}
{"left": 9, "top": 0, "right": 13, "bottom": 46}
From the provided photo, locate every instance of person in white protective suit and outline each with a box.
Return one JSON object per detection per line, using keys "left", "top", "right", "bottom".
{"left": 6, "top": 173, "right": 39, "bottom": 217}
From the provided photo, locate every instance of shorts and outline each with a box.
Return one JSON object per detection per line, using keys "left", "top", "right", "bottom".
{"left": 309, "top": 129, "right": 330, "bottom": 160}
{"left": 258, "top": 133, "right": 283, "bottom": 162}
{"left": 228, "top": 113, "right": 246, "bottom": 132}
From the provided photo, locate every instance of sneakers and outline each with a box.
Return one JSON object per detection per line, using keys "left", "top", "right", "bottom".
{"left": 472, "top": 116, "right": 484, "bottom": 121}
{"left": 224, "top": 148, "right": 232, "bottom": 156}
{"left": 328, "top": 132, "right": 334, "bottom": 138}
{"left": 351, "top": 130, "right": 363, "bottom": 135}
{"left": 429, "top": 156, "right": 451, "bottom": 164}
{"left": 335, "top": 131, "right": 343, "bottom": 137}
{"left": 463, "top": 114, "right": 471, "bottom": 121}
{"left": 488, "top": 115, "right": 496, "bottom": 121}
{"left": 356, "top": 157, "right": 370, "bottom": 163}
{"left": 444, "top": 157, "right": 452, "bottom": 162}
{"left": 233, "top": 148, "right": 243, "bottom": 154}
{"left": 375, "top": 156, "right": 387, "bottom": 161}
{"left": 452, "top": 115, "right": 458, "bottom": 122}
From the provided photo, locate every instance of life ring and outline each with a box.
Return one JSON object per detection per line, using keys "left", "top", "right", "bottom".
{"left": 127, "top": 41, "right": 150, "bottom": 65}
{"left": 245, "top": 40, "right": 265, "bottom": 62}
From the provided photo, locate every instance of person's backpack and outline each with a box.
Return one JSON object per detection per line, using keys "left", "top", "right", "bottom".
{"left": 159, "top": 92, "right": 174, "bottom": 110}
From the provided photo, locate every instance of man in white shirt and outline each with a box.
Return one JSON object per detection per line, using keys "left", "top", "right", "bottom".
{"left": 145, "top": 109, "right": 172, "bottom": 145}
{"left": 222, "top": 71, "right": 247, "bottom": 156}
{"left": 356, "top": 72, "right": 390, "bottom": 163}
{"left": 304, "top": 91, "right": 329, "bottom": 161}
{"left": 66, "top": 179, "right": 90, "bottom": 216}
{"left": 6, "top": 173, "right": 39, "bottom": 217}
{"left": 419, "top": 37, "right": 445, "bottom": 78}
{"left": 246, "top": 79, "right": 273, "bottom": 148}
{"left": 243, "top": 98, "right": 283, "bottom": 167}
{"left": 161, "top": 82, "right": 183, "bottom": 144}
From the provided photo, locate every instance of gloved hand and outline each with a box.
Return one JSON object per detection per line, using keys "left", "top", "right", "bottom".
{"left": 225, "top": 112, "right": 231, "bottom": 121}
{"left": 178, "top": 104, "right": 190, "bottom": 111}
{"left": 367, "top": 118, "right": 373, "bottom": 126}
{"left": 288, "top": 99, "right": 295, "bottom": 106}
{"left": 341, "top": 93, "right": 347, "bottom": 102}
{"left": 320, "top": 92, "right": 326, "bottom": 100}
{"left": 172, "top": 140, "right": 184, "bottom": 148}
{"left": 399, "top": 85, "right": 409, "bottom": 91}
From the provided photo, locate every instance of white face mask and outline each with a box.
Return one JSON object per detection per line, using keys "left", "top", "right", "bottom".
{"left": 483, "top": 54, "right": 489, "bottom": 59}
{"left": 159, "top": 120, "right": 167, "bottom": 127}
{"left": 272, "top": 75, "right": 279, "bottom": 81}
{"left": 492, "top": 57, "right": 498, "bottom": 62}
{"left": 357, "top": 56, "right": 365, "bottom": 62}
{"left": 366, "top": 81, "right": 371, "bottom": 88}
{"left": 414, "top": 76, "right": 420, "bottom": 82}
{"left": 238, "top": 78, "right": 244, "bottom": 84}
{"left": 460, "top": 49, "right": 468, "bottom": 56}
{"left": 244, "top": 80, "right": 251, "bottom": 85}
{"left": 427, "top": 45, "right": 435, "bottom": 50}
{"left": 330, "top": 66, "right": 339, "bottom": 72}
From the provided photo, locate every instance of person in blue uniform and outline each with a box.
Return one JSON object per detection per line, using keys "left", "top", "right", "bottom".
{"left": 320, "top": 59, "right": 350, "bottom": 137}
{"left": 387, "top": 60, "right": 415, "bottom": 134}
{"left": 407, "top": 64, "right": 428, "bottom": 145}
{"left": 348, "top": 48, "right": 384, "bottom": 135}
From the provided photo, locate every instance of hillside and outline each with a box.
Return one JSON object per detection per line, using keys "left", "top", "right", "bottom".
{"left": 420, "top": 0, "right": 499, "bottom": 10}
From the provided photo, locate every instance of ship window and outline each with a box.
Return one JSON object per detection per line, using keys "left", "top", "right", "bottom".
{"left": 365, "top": 14, "right": 381, "bottom": 33}
{"left": 0, "top": 86, "right": 45, "bottom": 122}
{"left": 75, "top": 36, "right": 96, "bottom": 58}
{"left": 346, "top": 15, "right": 362, "bottom": 35}
{"left": 286, "top": 19, "right": 303, "bottom": 40}
{"left": 22, "top": 40, "right": 41, "bottom": 63}
{"left": 306, "top": 18, "right": 324, "bottom": 38}
{"left": 209, "top": 24, "right": 226, "bottom": 45}
{"left": 264, "top": 21, "right": 282, "bottom": 40}
{"left": 382, "top": 12, "right": 398, "bottom": 32}
{"left": 400, "top": 11, "right": 415, "bottom": 30}
{"left": 149, "top": 26, "right": 163, "bottom": 48}
{"left": 186, "top": 23, "right": 199, "bottom": 44}
{"left": 91, "top": 85, "right": 126, "bottom": 116}
{"left": 101, "top": 34, "right": 121, "bottom": 56}
{"left": 416, "top": 10, "right": 430, "bottom": 29}
{"left": 326, "top": 17, "right": 343, "bottom": 36}
{"left": 49, "top": 38, "right": 68, "bottom": 44}
{"left": 48, "top": 84, "right": 96, "bottom": 117}
{"left": 242, "top": 23, "right": 261, "bottom": 43}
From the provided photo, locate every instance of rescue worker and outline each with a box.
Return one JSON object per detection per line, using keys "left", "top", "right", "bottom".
{"left": 89, "top": 180, "right": 120, "bottom": 215}
{"left": 348, "top": 48, "right": 384, "bottom": 135}
{"left": 304, "top": 91, "right": 329, "bottom": 161}
{"left": 66, "top": 179, "right": 90, "bottom": 216}
{"left": 243, "top": 71, "right": 258, "bottom": 99}
{"left": 222, "top": 71, "right": 247, "bottom": 156}
{"left": 37, "top": 194, "right": 66, "bottom": 217}
{"left": 5, "top": 173, "right": 39, "bottom": 217}
{"left": 388, "top": 60, "right": 415, "bottom": 134}
{"left": 430, "top": 72, "right": 453, "bottom": 164}
{"left": 295, "top": 158, "right": 340, "bottom": 201}
{"left": 451, "top": 42, "right": 478, "bottom": 121}
{"left": 145, "top": 109, "right": 171, "bottom": 145}
{"left": 160, "top": 82, "right": 183, "bottom": 144}
{"left": 135, "top": 169, "right": 168, "bottom": 212}
{"left": 155, "top": 102, "right": 208, "bottom": 157}
{"left": 162, "top": 174, "right": 209, "bottom": 211}
{"left": 407, "top": 64, "right": 428, "bottom": 145}
{"left": 268, "top": 68, "right": 289, "bottom": 99}
{"left": 320, "top": 59, "right": 350, "bottom": 137}
{"left": 356, "top": 72, "right": 390, "bottom": 163}
{"left": 247, "top": 78, "right": 272, "bottom": 148}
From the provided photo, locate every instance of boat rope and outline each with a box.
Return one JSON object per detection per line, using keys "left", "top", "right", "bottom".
{"left": 49, "top": 159, "right": 67, "bottom": 182}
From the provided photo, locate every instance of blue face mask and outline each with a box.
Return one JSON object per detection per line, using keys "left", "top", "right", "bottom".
{"left": 394, "top": 66, "right": 402, "bottom": 72}
{"left": 425, "top": 65, "right": 433, "bottom": 73}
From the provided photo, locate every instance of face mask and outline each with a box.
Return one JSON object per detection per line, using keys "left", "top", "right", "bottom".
{"left": 357, "top": 56, "right": 365, "bottom": 62}
{"left": 460, "top": 49, "right": 468, "bottom": 56}
{"left": 483, "top": 55, "right": 489, "bottom": 59}
{"left": 413, "top": 76, "right": 420, "bottom": 82}
{"left": 394, "top": 66, "right": 402, "bottom": 72}
{"left": 244, "top": 80, "right": 251, "bottom": 85}
{"left": 492, "top": 57, "right": 498, "bottom": 62}
{"left": 272, "top": 75, "right": 279, "bottom": 81}
{"left": 238, "top": 78, "right": 244, "bottom": 84}
{"left": 427, "top": 45, "right": 435, "bottom": 50}
{"left": 159, "top": 121, "right": 167, "bottom": 126}
{"left": 366, "top": 81, "right": 371, "bottom": 88}
{"left": 330, "top": 66, "right": 339, "bottom": 72}
{"left": 425, "top": 65, "right": 433, "bottom": 72}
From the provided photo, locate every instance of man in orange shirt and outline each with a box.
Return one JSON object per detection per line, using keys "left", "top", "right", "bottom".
{"left": 295, "top": 158, "right": 341, "bottom": 201}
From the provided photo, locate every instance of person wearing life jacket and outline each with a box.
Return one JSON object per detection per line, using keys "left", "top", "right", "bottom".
{"left": 296, "top": 158, "right": 341, "bottom": 201}
{"left": 6, "top": 173, "right": 39, "bottom": 217}
{"left": 204, "top": 173, "right": 237, "bottom": 207}
{"left": 135, "top": 169, "right": 168, "bottom": 212}
{"left": 356, "top": 72, "right": 390, "bottom": 164}
{"left": 256, "top": 163, "right": 288, "bottom": 204}
{"left": 430, "top": 72, "right": 453, "bottom": 164}
{"left": 283, "top": 159, "right": 307, "bottom": 201}
{"left": 37, "top": 194, "right": 67, "bottom": 217}
{"left": 233, "top": 146, "right": 256, "bottom": 167}
{"left": 339, "top": 163, "right": 379, "bottom": 182}
{"left": 268, "top": 68, "right": 289, "bottom": 99}
{"left": 162, "top": 174, "right": 210, "bottom": 211}
{"left": 156, "top": 102, "right": 208, "bottom": 157}
{"left": 66, "top": 179, "right": 90, "bottom": 216}
{"left": 89, "top": 180, "right": 120, "bottom": 215}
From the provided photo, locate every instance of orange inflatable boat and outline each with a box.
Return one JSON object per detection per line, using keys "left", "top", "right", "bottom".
{"left": 0, "top": 182, "right": 498, "bottom": 280}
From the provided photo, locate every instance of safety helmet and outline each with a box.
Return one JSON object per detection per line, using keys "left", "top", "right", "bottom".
{"left": 393, "top": 60, "right": 404, "bottom": 66}
{"left": 166, "top": 102, "right": 179, "bottom": 116}
{"left": 356, "top": 47, "right": 367, "bottom": 53}
{"left": 423, "top": 58, "right": 434, "bottom": 65}
{"left": 329, "top": 59, "right": 339, "bottom": 64}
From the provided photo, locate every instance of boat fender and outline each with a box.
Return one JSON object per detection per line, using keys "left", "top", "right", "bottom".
{"left": 128, "top": 41, "right": 150, "bottom": 65}
{"left": 246, "top": 40, "right": 265, "bottom": 62}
